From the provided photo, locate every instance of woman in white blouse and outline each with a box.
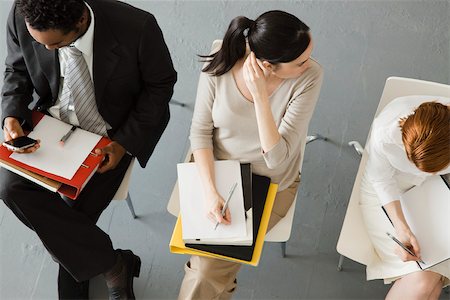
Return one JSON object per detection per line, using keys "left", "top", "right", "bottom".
{"left": 360, "top": 95, "right": 450, "bottom": 300}
{"left": 178, "top": 10, "right": 323, "bottom": 299}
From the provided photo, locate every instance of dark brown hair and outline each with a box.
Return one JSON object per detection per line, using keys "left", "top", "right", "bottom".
{"left": 400, "top": 101, "right": 450, "bottom": 173}
{"left": 201, "top": 10, "right": 310, "bottom": 76}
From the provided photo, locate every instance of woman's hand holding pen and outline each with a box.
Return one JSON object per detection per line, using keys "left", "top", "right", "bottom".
{"left": 394, "top": 226, "right": 422, "bottom": 263}
{"left": 95, "top": 141, "right": 126, "bottom": 173}
{"left": 207, "top": 191, "right": 231, "bottom": 225}
{"left": 384, "top": 200, "right": 423, "bottom": 263}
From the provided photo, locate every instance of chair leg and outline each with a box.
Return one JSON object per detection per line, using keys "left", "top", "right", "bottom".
{"left": 125, "top": 193, "right": 137, "bottom": 219}
{"left": 281, "top": 242, "right": 287, "bottom": 258}
{"left": 170, "top": 99, "right": 186, "bottom": 107}
{"left": 337, "top": 254, "right": 345, "bottom": 271}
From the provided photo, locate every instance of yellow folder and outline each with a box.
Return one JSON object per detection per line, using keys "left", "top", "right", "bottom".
{"left": 169, "top": 183, "right": 278, "bottom": 266}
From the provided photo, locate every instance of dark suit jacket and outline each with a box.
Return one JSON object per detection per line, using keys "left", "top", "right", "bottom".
{"left": 1, "top": 0, "right": 177, "bottom": 167}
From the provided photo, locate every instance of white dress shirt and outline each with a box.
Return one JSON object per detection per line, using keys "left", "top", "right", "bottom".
{"left": 364, "top": 95, "right": 450, "bottom": 206}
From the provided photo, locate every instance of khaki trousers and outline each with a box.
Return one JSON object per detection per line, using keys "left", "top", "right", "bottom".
{"left": 178, "top": 177, "right": 300, "bottom": 300}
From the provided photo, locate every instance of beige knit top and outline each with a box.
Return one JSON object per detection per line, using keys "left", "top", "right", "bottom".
{"left": 190, "top": 41, "right": 324, "bottom": 191}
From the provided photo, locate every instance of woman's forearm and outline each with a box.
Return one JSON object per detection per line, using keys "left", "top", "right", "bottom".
{"left": 383, "top": 200, "right": 410, "bottom": 231}
{"left": 192, "top": 148, "right": 218, "bottom": 198}
{"left": 253, "top": 93, "right": 281, "bottom": 152}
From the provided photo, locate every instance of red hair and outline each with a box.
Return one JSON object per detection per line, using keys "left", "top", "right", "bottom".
{"left": 400, "top": 101, "right": 450, "bottom": 173}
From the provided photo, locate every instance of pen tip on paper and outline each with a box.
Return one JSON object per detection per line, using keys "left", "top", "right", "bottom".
{"left": 59, "top": 141, "right": 65, "bottom": 146}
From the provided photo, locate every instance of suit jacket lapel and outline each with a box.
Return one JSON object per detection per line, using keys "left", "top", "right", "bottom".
{"left": 32, "top": 41, "right": 60, "bottom": 100}
{"left": 91, "top": 7, "right": 120, "bottom": 108}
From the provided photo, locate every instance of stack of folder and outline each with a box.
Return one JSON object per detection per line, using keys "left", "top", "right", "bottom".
{"left": 0, "top": 112, "right": 110, "bottom": 199}
{"left": 170, "top": 160, "right": 278, "bottom": 266}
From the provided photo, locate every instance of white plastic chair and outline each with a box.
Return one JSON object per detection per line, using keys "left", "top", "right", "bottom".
{"left": 167, "top": 135, "right": 327, "bottom": 257}
{"left": 113, "top": 157, "right": 137, "bottom": 219}
{"left": 113, "top": 99, "right": 187, "bottom": 219}
{"left": 336, "top": 76, "right": 450, "bottom": 270}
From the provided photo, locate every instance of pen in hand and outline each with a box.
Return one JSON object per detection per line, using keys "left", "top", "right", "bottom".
{"left": 59, "top": 125, "right": 77, "bottom": 146}
{"left": 214, "top": 182, "right": 238, "bottom": 230}
{"left": 386, "top": 232, "right": 425, "bottom": 264}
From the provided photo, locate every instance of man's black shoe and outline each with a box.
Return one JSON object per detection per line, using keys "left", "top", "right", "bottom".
{"left": 104, "top": 249, "right": 141, "bottom": 300}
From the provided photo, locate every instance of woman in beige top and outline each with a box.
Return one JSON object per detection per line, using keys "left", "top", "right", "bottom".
{"left": 179, "top": 10, "right": 323, "bottom": 299}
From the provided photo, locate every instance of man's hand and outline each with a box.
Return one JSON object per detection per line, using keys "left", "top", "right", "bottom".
{"left": 3, "top": 117, "right": 40, "bottom": 153}
{"left": 94, "top": 141, "right": 126, "bottom": 173}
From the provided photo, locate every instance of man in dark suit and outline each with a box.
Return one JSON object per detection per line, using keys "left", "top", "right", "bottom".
{"left": 0, "top": 0, "right": 177, "bottom": 298}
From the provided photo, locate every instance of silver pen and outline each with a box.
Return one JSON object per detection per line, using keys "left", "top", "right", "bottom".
{"left": 386, "top": 232, "right": 425, "bottom": 264}
{"left": 214, "top": 182, "right": 238, "bottom": 230}
{"left": 59, "top": 125, "right": 77, "bottom": 146}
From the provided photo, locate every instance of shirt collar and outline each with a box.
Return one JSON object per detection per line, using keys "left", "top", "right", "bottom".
{"left": 72, "top": 1, "right": 94, "bottom": 56}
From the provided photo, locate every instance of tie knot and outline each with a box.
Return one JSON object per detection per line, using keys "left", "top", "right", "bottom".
{"left": 65, "top": 46, "right": 82, "bottom": 58}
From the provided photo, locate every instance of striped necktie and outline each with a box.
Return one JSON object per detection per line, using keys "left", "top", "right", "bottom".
{"left": 59, "top": 46, "right": 107, "bottom": 136}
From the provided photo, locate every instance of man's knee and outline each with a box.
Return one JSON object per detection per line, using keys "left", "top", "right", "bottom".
{"left": 0, "top": 168, "right": 20, "bottom": 201}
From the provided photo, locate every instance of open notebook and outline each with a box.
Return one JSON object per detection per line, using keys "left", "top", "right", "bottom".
{"left": 399, "top": 175, "right": 450, "bottom": 270}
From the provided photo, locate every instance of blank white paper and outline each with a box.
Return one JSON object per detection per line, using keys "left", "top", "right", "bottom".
{"left": 10, "top": 116, "right": 102, "bottom": 180}
{"left": 400, "top": 176, "right": 450, "bottom": 269}
{"left": 178, "top": 160, "right": 247, "bottom": 240}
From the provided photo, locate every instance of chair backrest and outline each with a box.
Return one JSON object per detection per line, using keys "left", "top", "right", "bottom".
{"left": 336, "top": 77, "right": 450, "bottom": 266}
{"left": 113, "top": 157, "right": 136, "bottom": 200}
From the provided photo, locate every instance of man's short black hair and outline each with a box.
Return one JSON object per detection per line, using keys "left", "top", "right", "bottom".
{"left": 16, "top": 0, "right": 85, "bottom": 33}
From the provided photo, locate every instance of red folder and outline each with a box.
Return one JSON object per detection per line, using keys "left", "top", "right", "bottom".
{"left": 0, "top": 112, "right": 110, "bottom": 200}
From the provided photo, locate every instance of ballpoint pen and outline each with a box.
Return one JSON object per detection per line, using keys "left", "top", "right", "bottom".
{"left": 386, "top": 232, "right": 425, "bottom": 264}
{"left": 214, "top": 182, "right": 238, "bottom": 230}
{"left": 59, "top": 125, "right": 77, "bottom": 146}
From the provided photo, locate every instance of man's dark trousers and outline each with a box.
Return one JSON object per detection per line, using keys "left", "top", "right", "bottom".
{"left": 0, "top": 153, "right": 133, "bottom": 295}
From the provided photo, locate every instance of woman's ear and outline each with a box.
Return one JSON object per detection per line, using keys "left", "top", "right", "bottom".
{"left": 262, "top": 61, "right": 273, "bottom": 71}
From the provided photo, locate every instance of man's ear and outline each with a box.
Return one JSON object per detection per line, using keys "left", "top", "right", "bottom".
{"left": 78, "top": 7, "right": 88, "bottom": 26}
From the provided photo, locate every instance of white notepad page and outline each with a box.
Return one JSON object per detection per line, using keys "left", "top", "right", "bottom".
{"left": 10, "top": 116, "right": 102, "bottom": 180}
{"left": 178, "top": 160, "right": 247, "bottom": 240}
{"left": 400, "top": 176, "right": 450, "bottom": 269}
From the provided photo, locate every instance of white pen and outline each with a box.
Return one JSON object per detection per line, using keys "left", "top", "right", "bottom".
{"left": 214, "top": 182, "right": 238, "bottom": 230}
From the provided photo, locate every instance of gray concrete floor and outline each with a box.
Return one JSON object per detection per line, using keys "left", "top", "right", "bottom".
{"left": 1, "top": 104, "right": 449, "bottom": 300}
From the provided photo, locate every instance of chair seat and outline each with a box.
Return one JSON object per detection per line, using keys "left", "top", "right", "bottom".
{"left": 113, "top": 157, "right": 135, "bottom": 200}
{"left": 265, "top": 196, "right": 297, "bottom": 242}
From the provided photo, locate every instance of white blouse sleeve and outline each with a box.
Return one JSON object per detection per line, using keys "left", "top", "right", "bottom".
{"left": 365, "top": 128, "right": 402, "bottom": 206}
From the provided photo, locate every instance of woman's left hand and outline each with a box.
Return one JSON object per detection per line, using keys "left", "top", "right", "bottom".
{"left": 243, "top": 52, "right": 268, "bottom": 101}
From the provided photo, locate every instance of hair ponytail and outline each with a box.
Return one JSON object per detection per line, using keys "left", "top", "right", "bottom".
{"left": 200, "top": 11, "right": 310, "bottom": 77}
{"left": 200, "top": 16, "right": 253, "bottom": 76}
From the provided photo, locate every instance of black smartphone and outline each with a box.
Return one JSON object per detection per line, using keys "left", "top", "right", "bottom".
{"left": 2, "top": 136, "right": 38, "bottom": 151}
